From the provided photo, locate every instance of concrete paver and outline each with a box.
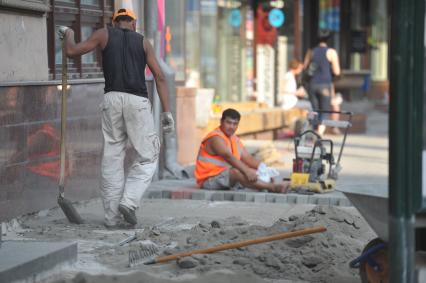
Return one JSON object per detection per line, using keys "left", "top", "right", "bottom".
{"left": 0, "top": 241, "right": 77, "bottom": 283}
{"left": 145, "top": 180, "right": 353, "bottom": 206}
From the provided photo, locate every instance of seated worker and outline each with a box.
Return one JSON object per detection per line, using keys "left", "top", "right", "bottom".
{"left": 195, "top": 108, "right": 288, "bottom": 193}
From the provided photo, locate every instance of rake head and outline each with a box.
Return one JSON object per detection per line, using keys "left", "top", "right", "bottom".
{"left": 128, "top": 240, "right": 160, "bottom": 267}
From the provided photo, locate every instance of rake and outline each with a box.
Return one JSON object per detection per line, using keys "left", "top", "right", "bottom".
{"left": 128, "top": 226, "right": 326, "bottom": 267}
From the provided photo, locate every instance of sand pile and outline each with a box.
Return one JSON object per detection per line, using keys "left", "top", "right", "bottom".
{"left": 46, "top": 205, "right": 375, "bottom": 283}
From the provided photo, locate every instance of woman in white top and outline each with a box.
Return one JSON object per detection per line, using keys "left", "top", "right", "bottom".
{"left": 280, "top": 59, "right": 311, "bottom": 110}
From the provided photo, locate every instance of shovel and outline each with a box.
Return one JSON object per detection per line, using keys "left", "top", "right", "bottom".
{"left": 57, "top": 31, "right": 83, "bottom": 224}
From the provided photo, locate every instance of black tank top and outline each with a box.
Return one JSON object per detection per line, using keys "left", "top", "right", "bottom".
{"left": 102, "top": 27, "right": 148, "bottom": 97}
{"left": 311, "top": 46, "right": 332, "bottom": 85}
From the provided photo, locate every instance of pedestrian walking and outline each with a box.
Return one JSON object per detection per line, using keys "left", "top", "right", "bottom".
{"left": 59, "top": 8, "right": 174, "bottom": 228}
{"left": 303, "top": 29, "right": 341, "bottom": 136}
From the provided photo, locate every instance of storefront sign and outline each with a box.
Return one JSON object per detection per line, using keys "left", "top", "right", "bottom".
{"left": 351, "top": 30, "right": 367, "bottom": 53}
{"left": 319, "top": 0, "right": 340, "bottom": 31}
{"left": 256, "top": 44, "right": 275, "bottom": 107}
{"left": 229, "top": 9, "right": 241, "bottom": 27}
{"left": 268, "top": 8, "right": 285, "bottom": 28}
{"left": 245, "top": 9, "right": 254, "bottom": 98}
{"left": 256, "top": 6, "right": 277, "bottom": 45}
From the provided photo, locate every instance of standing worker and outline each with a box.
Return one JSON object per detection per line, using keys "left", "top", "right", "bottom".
{"left": 304, "top": 29, "right": 341, "bottom": 136}
{"left": 59, "top": 8, "right": 174, "bottom": 228}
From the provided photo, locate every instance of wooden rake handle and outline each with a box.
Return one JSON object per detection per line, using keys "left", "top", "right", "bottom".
{"left": 146, "top": 226, "right": 326, "bottom": 264}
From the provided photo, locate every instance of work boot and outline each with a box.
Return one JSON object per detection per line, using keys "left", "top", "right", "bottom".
{"left": 118, "top": 204, "right": 137, "bottom": 225}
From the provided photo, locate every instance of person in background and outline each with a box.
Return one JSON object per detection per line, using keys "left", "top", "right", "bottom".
{"left": 59, "top": 8, "right": 174, "bottom": 228}
{"left": 279, "top": 59, "right": 311, "bottom": 111}
{"left": 330, "top": 86, "right": 343, "bottom": 135}
{"left": 195, "top": 108, "right": 288, "bottom": 193}
{"left": 304, "top": 30, "right": 341, "bottom": 136}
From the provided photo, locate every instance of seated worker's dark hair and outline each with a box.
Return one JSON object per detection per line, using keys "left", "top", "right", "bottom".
{"left": 318, "top": 29, "right": 332, "bottom": 43}
{"left": 221, "top": 108, "right": 241, "bottom": 121}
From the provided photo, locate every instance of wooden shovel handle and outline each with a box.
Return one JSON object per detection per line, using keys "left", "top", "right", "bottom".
{"left": 154, "top": 226, "right": 326, "bottom": 264}
{"left": 59, "top": 38, "right": 67, "bottom": 192}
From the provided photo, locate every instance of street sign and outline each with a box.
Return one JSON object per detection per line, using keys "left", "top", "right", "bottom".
{"left": 350, "top": 30, "right": 367, "bottom": 53}
{"left": 229, "top": 9, "right": 241, "bottom": 27}
{"left": 268, "top": 8, "right": 285, "bottom": 28}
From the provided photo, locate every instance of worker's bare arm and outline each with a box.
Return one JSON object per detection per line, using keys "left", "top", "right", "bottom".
{"left": 240, "top": 148, "right": 260, "bottom": 170}
{"left": 64, "top": 28, "right": 107, "bottom": 57}
{"left": 208, "top": 137, "right": 257, "bottom": 182}
{"left": 327, "top": 48, "right": 341, "bottom": 76}
{"left": 144, "top": 39, "right": 171, "bottom": 112}
{"left": 303, "top": 49, "right": 312, "bottom": 69}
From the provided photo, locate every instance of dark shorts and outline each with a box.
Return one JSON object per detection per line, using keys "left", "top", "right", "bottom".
{"left": 201, "top": 169, "right": 243, "bottom": 191}
{"left": 309, "top": 83, "right": 332, "bottom": 120}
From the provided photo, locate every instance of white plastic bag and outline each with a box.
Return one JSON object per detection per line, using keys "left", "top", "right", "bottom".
{"left": 256, "top": 162, "right": 280, "bottom": 183}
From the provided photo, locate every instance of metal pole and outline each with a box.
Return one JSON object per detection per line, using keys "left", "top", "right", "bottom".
{"left": 389, "top": 0, "right": 424, "bottom": 282}
{"left": 144, "top": 0, "right": 157, "bottom": 43}
{"left": 144, "top": 0, "right": 162, "bottom": 180}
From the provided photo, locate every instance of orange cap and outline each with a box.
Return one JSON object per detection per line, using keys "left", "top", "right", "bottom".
{"left": 113, "top": 8, "right": 137, "bottom": 21}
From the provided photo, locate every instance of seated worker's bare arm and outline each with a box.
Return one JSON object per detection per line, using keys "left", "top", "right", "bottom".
{"left": 63, "top": 28, "right": 108, "bottom": 57}
{"left": 240, "top": 148, "right": 261, "bottom": 170}
{"left": 206, "top": 136, "right": 257, "bottom": 182}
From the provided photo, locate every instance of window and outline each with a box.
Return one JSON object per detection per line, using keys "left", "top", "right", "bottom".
{"left": 165, "top": 0, "right": 185, "bottom": 81}
{"left": 200, "top": 0, "right": 218, "bottom": 89}
{"left": 185, "top": 0, "right": 201, "bottom": 87}
{"left": 47, "top": 0, "right": 114, "bottom": 80}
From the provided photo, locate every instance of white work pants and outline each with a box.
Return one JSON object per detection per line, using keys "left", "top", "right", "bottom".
{"left": 100, "top": 91, "right": 160, "bottom": 226}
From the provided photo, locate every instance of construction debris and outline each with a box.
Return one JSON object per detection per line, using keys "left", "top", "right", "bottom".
{"left": 8, "top": 203, "right": 375, "bottom": 283}
{"left": 244, "top": 140, "right": 286, "bottom": 167}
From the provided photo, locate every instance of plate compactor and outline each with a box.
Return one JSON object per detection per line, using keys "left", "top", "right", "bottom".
{"left": 288, "top": 111, "right": 352, "bottom": 194}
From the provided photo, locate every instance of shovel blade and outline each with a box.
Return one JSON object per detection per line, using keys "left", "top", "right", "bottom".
{"left": 58, "top": 196, "right": 84, "bottom": 224}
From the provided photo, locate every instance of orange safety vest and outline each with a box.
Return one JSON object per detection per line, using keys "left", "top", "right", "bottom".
{"left": 27, "top": 124, "right": 69, "bottom": 181}
{"left": 195, "top": 127, "right": 244, "bottom": 187}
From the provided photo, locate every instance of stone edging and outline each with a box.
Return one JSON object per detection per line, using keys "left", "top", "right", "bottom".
{"left": 145, "top": 187, "right": 352, "bottom": 207}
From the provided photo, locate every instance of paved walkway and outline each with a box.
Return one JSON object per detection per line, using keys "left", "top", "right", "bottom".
{"left": 145, "top": 179, "right": 352, "bottom": 206}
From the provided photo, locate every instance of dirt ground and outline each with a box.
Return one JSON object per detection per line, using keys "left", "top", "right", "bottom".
{"left": 3, "top": 200, "right": 376, "bottom": 283}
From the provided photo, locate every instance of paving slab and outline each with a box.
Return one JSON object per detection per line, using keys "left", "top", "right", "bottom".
{"left": 144, "top": 178, "right": 352, "bottom": 207}
{"left": 0, "top": 240, "right": 77, "bottom": 283}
